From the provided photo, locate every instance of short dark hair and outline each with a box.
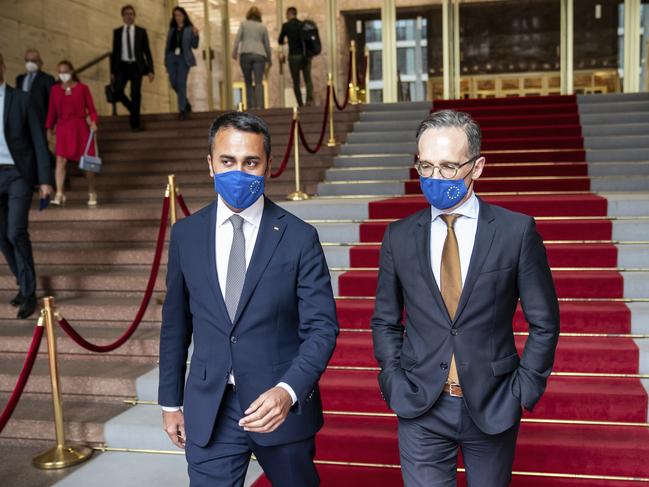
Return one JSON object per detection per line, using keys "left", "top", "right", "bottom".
{"left": 121, "top": 4, "right": 135, "bottom": 16}
{"left": 416, "top": 109, "right": 482, "bottom": 158}
{"left": 208, "top": 112, "right": 271, "bottom": 159}
{"left": 286, "top": 7, "right": 297, "bottom": 16}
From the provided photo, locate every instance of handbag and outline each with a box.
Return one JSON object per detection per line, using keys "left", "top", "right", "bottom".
{"left": 105, "top": 83, "right": 115, "bottom": 104}
{"left": 79, "top": 130, "right": 102, "bottom": 173}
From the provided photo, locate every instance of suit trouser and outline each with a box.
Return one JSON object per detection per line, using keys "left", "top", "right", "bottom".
{"left": 114, "top": 61, "right": 143, "bottom": 128}
{"left": 240, "top": 53, "right": 266, "bottom": 110}
{"left": 398, "top": 393, "right": 520, "bottom": 487}
{"left": 167, "top": 55, "right": 191, "bottom": 112}
{"left": 185, "top": 386, "right": 319, "bottom": 487}
{"left": 0, "top": 167, "right": 36, "bottom": 297}
{"left": 288, "top": 55, "right": 313, "bottom": 107}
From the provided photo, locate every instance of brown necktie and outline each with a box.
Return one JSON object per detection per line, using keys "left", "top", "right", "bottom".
{"left": 440, "top": 214, "right": 462, "bottom": 385}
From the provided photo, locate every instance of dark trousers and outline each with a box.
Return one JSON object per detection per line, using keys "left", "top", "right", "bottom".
{"left": 0, "top": 167, "right": 36, "bottom": 298}
{"left": 186, "top": 386, "right": 319, "bottom": 487}
{"left": 398, "top": 393, "right": 520, "bottom": 487}
{"left": 114, "top": 61, "right": 143, "bottom": 128}
{"left": 288, "top": 54, "right": 313, "bottom": 107}
{"left": 240, "top": 53, "right": 266, "bottom": 110}
{"left": 167, "top": 55, "right": 191, "bottom": 112}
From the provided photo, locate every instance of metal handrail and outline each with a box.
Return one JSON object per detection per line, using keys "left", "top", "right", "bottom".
{"left": 76, "top": 51, "right": 111, "bottom": 74}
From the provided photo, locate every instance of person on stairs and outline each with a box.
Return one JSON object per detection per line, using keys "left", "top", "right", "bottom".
{"left": 0, "top": 52, "right": 54, "bottom": 319}
{"left": 16, "top": 49, "right": 56, "bottom": 144}
{"left": 158, "top": 111, "right": 338, "bottom": 487}
{"left": 232, "top": 7, "right": 272, "bottom": 111}
{"left": 278, "top": 7, "right": 314, "bottom": 107}
{"left": 371, "top": 109, "right": 560, "bottom": 487}
{"left": 164, "top": 6, "right": 199, "bottom": 121}
{"left": 45, "top": 60, "right": 99, "bottom": 207}
{"left": 110, "top": 4, "right": 155, "bottom": 131}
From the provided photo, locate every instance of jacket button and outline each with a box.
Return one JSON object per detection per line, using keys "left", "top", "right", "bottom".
{"left": 440, "top": 362, "right": 448, "bottom": 370}
{"left": 230, "top": 336, "right": 238, "bottom": 344}
{"left": 451, "top": 329, "right": 459, "bottom": 336}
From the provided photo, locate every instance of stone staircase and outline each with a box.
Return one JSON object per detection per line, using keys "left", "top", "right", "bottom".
{"left": 0, "top": 106, "right": 358, "bottom": 487}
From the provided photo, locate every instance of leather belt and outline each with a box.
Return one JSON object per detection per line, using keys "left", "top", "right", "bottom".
{"left": 443, "top": 383, "right": 463, "bottom": 397}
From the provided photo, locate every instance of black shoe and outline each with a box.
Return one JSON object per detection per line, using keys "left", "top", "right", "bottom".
{"left": 186, "top": 103, "right": 192, "bottom": 113}
{"left": 10, "top": 291, "right": 25, "bottom": 307}
{"left": 17, "top": 295, "right": 37, "bottom": 320}
{"left": 130, "top": 126, "right": 144, "bottom": 133}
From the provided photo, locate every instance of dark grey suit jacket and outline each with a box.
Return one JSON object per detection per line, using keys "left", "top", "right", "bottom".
{"left": 15, "top": 71, "right": 56, "bottom": 129}
{"left": 371, "top": 197, "right": 560, "bottom": 435}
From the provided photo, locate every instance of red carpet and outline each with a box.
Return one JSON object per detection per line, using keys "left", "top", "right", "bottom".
{"left": 252, "top": 95, "right": 648, "bottom": 485}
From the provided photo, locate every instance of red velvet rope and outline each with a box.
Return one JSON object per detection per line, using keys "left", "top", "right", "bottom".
{"left": 298, "top": 86, "right": 331, "bottom": 154}
{"left": 56, "top": 196, "right": 171, "bottom": 353}
{"left": 0, "top": 324, "right": 44, "bottom": 434}
{"left": 271, "top": 119, "right": 297, "bottom": 179}
{"left": 332, "top": 51, "right": 353, "bottom": 111}
{"left": 176, "top": 193, "right": 191, "bottom": 218}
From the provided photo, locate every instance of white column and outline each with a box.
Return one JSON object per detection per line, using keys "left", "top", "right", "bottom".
{"left": 560, "top": 0, "right": 574, "bottom": 95}
{"left": 276, "top": 0, "right": 286, "bottom": 107}
{"left": 326, "top": 0, "right": 339, "bottom": 95}
{"left": 381, "top": 0, "right": 397, "bottom": 103}
{"left": 442, "top": 0, "right": 460, "bottom": 99}
{"left": 624, "top": 0, "right": 641, "bottom": 93}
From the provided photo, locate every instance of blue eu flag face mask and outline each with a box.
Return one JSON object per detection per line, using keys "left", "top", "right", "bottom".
{"left": 420, "top": 172, "right": 474, "bottom": 210}
{"left": 214, "top": 170, "right": 265, "bottom": 210}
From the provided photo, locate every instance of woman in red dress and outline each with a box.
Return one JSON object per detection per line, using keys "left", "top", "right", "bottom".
{"left": 45, "top": 60, "right": 99, "bottom": 207}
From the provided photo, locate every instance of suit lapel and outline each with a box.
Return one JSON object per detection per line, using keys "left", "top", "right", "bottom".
{"left": 453, "top": 198, "right": 496, "bottom": 324}
{"left": 415, "top": 208, "right": 452, "bottom": 323}
{"left": 232, "top": 198, "right": 287, "bottom": 325}
{"left": 3, "top": 85, "right": 12, "bottom": 127}
{"left": 205, "top": 200, "right": 230, "bottom": 323}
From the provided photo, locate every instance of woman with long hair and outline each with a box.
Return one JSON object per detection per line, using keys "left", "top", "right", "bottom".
{"left": 232, "top": 7, "right": 272, "bottom": 110}
{"left": 165, "top": 6, "right": 199, "bottom": 120}
{"left": 45, "top": 60, "right": 98, "bottom": 207}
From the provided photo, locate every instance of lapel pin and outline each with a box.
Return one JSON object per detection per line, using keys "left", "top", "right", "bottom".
{"left": 273, "top": 226, "right": 279, "bottom": 231}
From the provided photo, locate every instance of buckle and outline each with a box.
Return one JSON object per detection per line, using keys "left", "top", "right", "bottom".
{"left": 448, "top": 383, "right": 462, "bottom": 397}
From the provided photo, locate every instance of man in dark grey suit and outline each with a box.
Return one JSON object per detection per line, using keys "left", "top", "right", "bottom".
{"left": 0, "top": 53, "right": 54, "bottom": 318}
{"left": 371, "top": 110, "right": 560, "bottom": 486}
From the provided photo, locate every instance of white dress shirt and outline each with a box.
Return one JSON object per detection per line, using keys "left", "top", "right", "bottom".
{"left": 162, "top": 195, "right": 297, "bottom": 412}
{"left": 121, "top": 24, "right": 136, "bottom": 62}
{"left": 0, "top": 83, "right": 16, "bottom": 166}
{"left": 430, "top": 192, "right": 480, "bottom": 289}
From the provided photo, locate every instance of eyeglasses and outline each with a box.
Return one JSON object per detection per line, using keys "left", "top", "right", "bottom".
{"left": 414, "top": 155, "right": 479, "bottom": 180}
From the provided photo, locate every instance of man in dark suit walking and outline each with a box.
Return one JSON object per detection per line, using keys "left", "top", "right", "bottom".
{"left": 0, "top": 53, "right": 54, "bottom": 319}
{"left": 158, "top": 111, "right": 338, "bottom": 486}
{"left": 16, "top": 49, "right": 56, "bottom": 132}
{"left": 371, "top": 110, "right": 560, "bottom": 486}
{"left": 110, "top": 4, "right": 155, "bottom": 131}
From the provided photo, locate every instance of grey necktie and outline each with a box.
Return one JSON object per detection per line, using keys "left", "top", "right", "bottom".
{"left": 225, "top": 215, "right": 246, "bottom": 321}
{"left": 23, "top": 72, "right": 35, "bottom": 92}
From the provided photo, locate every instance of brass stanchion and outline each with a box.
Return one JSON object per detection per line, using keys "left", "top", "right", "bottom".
{"left": 349, "top": 40, "right": 359, "bottom": 105}
{"left": 33, "top": 297, "right": 93, "bottom": 469}
{"left": 363, "top": 46, "right": 370, "bottom": 104}
{"left": 327, "top": 73, "right": 337, "bottom": 148}
{"left": 287, "top": 107, "right": 309, "bottom": 201}
{"left": 167, "top": 174, "right": 177, "bottom": 226}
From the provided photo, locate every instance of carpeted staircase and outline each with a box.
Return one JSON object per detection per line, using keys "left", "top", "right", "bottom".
{"left": 256, "top": 94, "right": 649, "bottom": 485}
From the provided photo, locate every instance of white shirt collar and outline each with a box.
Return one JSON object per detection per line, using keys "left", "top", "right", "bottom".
{"left": 430, "top": 191, "right": 479, "bottom": 221}
{"left": 217, "top": 194, "right": 264, "bottom": 229}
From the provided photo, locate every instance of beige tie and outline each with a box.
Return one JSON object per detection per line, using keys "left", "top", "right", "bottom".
{"left": 440, "top": 214, "right": 462, "bottom": 385}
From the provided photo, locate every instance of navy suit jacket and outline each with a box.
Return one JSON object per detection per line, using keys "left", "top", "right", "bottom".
{"left": 2, "top": 85, "right": 53, "bottom": 188}
{"left": 15, "top": 71, "right": 56, "bottom": 129}
{"left": 158, "top": 197, "right": 338, "bottom": 447}
{"left": 371, "top": 198, "right": 560, "bottom": 435}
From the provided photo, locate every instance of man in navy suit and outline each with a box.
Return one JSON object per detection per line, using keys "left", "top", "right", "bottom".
{"left": 371, "top": 110, "right": 559, "bottom": 486}
{"left": 158, "top": 111, "right": 338, "bottom": 486}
